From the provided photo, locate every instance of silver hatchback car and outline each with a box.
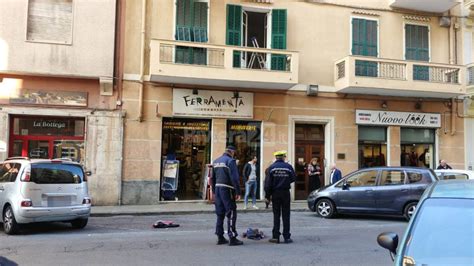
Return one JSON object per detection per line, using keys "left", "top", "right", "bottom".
{"left": 0, "top": 157, "right": 91, "bottom": 235}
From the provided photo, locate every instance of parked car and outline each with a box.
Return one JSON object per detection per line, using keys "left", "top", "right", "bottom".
{"left": 0, "top": 157, "right": 91, "bottom": 235}
{"left": 307, "top": 167, "right": 438, "bottom": 221}
{"left": 435, "top": 169, "right": 474, "bottom": 180}
{"left": 377, "top": 180, "right": 474, "bottom": 265}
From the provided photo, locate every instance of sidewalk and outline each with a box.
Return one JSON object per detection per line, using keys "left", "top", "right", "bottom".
{"left": 91, "top": 201, "right": 310, "bottom": 217}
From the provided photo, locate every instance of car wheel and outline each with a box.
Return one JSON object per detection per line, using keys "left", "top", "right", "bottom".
{"left": 71, "top": 218, "right": 88, "bottom": 229}
{"left": 3, "top": 206, "right": 20, "bottom": 235}
{"left": 404, "top": 202, "right": 418, "bottom": 221}
{"left": 316, "top": 199, "right": 335, "bottom": 218}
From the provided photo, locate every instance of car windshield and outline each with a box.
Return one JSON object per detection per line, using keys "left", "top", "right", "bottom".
{"left": 402, "top": 198, "right": 474, "bottom": 265}
{"left": 31, "top": 163, "right": 83, "bottom": 184}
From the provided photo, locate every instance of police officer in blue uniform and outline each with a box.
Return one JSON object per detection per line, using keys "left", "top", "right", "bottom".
{"left": 211, "top": 145, "right": 244, "bottom": 246}
{"left": 265, "top": 150, "right": 296, "bottom": 244}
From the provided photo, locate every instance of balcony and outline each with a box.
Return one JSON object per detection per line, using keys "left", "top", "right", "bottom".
{"left": 149, "top": 39, "right": 299, "bottom": 90}
{"left": 334, "top": 56, "right": 466, "bottom": 98}
{"left": 468, "top": 63, "right": 474, "bottom": 92}
{"left": 389, "top": 0, "right": 460, "bottom": 13}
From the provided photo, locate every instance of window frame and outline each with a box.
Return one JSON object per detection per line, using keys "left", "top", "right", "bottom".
{"left": 378, "top": 169, "right": 407, "bottom": 186}
{"left": 25, "top": 0, "right": 75, "bottom": 45}
{"left": 350, "top": 16, "right": 380, "bottom": 57}
{"left": 343, "top": 169, "right": 380, "bottom": 188}
{"left": 403, "top": 22, "right": 431, "bottom": 62}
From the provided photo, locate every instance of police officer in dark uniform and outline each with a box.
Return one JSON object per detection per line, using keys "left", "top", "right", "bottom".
{"left": 265, "top": 150, "right": 296, "bottom": 244}
{"left": 211, "top": 145, "right": 244, "bottom": 246}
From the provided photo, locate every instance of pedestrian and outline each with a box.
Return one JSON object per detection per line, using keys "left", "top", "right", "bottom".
{"left": 243, "top": 155, "right": 259, "bottom": 210}
{"left": 330, "top": 164, "right": 342, "bottom": 184}
{"left": 437, "top": 159, "right": 453, "bottom": 170}
{"left": 211, "top": 145, "right": 244, "bottom": 246}
{"left": 307, "top": 158, "right": 321, "bottom": 192}
{"left": 265, "top": 150, "right": 296, "bottom": 244}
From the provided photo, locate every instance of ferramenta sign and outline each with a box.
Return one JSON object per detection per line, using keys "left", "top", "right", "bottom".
{"left": 356, "top": 109, "right": 441, "bottom": 128}
{"left": 173, "top": 89, "right": 253, "bottom": 118}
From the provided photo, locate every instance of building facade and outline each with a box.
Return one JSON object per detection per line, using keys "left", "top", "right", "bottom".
{"left": 0, "top": 0, "right": 123, "bottom": 205}
{"left": 463, "top": 0, "right": 474, "bottom": 170}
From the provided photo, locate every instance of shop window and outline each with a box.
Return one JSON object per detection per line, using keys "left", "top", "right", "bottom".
{"left": 27, "top": 0, "right": 73, "bottom": 44}
{"left": 401, "top": 128, "right": 434, "bottom": 169}
{"left": 226, "top": 120, "right": 261, "bottom": 196}
{"left": 380, "top": 170, "right": 405, "bottom": 186}
{"left": 346, "top": 170, "right": 378, "bottom": 187}
{"left": 358, "top": 126, "right": 386, "bottom": 168}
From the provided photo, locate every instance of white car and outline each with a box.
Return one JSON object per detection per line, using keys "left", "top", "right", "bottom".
{"left": 0, "top": 157, "right": 91, "bottom": 235}
{"left": 435, "top": 169, "right": 474, "bottom": 180}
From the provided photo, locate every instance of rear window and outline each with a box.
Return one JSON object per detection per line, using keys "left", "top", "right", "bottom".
{"left": 443, "top": 174, "right": 469, "bottom": 180}
{"left": 31, "top": 163, "right": 83, "bottom": 184}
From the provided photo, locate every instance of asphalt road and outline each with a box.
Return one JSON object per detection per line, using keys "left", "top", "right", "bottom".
{"left": 0, "top": 211, "right": 407, "bottom": 266}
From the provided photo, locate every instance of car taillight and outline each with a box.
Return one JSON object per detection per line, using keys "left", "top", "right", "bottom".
{"left": 21, "top": 200, "right": 32, "bottom": 207}
{"left": 21, "top": 171, "right": 31, "bottom": 182}
{"left": 82, "top": 198, "right": 91, "bottom": 205}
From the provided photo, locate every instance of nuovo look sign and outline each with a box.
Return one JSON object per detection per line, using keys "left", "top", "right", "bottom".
{"left": 173, "top": 89, "right": 254, "bottom": 118}
{"left": 356, "top": 110, "right": 441, "bottom": 128}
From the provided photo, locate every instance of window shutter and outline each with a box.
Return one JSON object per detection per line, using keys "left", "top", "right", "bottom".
{"left": 176, "top": 0, "right": 193, "bottom": 41}
{"left": 271, "top": 9, "right": 287, "bottom": 71}
{"left": 226, "top": 5, "right": 242, "bottom": 67}
{"left": 352, "top": 18, "right": 377, "bottom": 57}
{"left": 405, "top": 24, "right": 429, "bottom": 61}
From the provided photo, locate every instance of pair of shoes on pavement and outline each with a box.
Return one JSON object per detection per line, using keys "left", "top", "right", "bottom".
{"left": 217, "top": 236, "right": 243, "bottom": 246}
{"left": 269, "top": 238, "right": 293, "bottom": 244}
{"left": 243, "top": 205, "right": 259, "bottom": 210}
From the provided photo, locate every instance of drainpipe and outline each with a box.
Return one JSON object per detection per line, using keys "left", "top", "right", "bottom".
{"left": 138, "top": 0, "right": 147, "bottom": 122}
{"left": 451, "top": 98, "right": 456, "bottom": 135}
{"left": 448, "top": 11, "right": 455, "bottom": 65}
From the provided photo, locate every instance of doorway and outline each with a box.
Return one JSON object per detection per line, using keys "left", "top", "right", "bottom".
{"left": 161, "top": 118, "right": 211, "bottom": 200}
{"left": 242, "top": 9, "right": 268, "bottom": 69}
{"left": 294, "top": 124, "right": 325, "bottom": 200}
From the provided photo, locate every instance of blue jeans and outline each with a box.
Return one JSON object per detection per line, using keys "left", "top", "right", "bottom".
{"left": 244, "top": 180, "right": 257, "bottom": 206}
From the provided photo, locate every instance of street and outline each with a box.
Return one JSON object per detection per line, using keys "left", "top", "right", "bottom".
{"left": 1, "top": 211, "right": 407, "bottom": 266}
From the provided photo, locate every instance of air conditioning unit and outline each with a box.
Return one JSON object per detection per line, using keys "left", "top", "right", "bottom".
{"left": 439, "top": 16, "right": 451, "bottom": 27}
{"left": 306, "top": 84, "right": 318, "bottom": 96}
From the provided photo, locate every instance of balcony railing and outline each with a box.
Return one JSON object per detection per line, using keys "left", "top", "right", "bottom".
{"left": 150, "top": 39, "right": 299, "bottom": 90}
{"left": 335, "top": 56, "right": 466, "bottom": 98}
{"left": 468, "top": 64, "right": 474, "bottom": 86}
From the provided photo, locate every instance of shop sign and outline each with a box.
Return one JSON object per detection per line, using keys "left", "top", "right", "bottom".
{"left": 356, "top": 110, "right": 441, "bottom": 128}
{"left": 163, "top": 121, "right": 210, "bottom": 131}
{"left": 33, "top": 120, "right": 67, "bottom": 129}
{"left": 173, "top": 89, "right": 253, "bottom": 118}
{"left": 10, "top": 90, "right": 87, "bottom": 107}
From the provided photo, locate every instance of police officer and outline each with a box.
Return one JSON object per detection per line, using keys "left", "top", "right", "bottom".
{"left": 265, "top": 150, "right": 296, "bottom": 244}
{"left": 211, "top": 145, "right": 244, "bottom": 246}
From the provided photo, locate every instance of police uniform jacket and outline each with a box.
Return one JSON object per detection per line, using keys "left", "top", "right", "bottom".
{"left": 264, "top": 159, "right": 296, "bottom": 197}
{"left": 211, "top": 153, "right": 241, "bottom": 195}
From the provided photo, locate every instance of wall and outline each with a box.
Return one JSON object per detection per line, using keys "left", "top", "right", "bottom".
{"left": 0, "top": 0, "right": 116, "bottom": 78}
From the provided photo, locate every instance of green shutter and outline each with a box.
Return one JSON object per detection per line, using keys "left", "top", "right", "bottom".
{"left": 175, "top": 0, "right": 207, "bottom": 64}
{"left": 406, "top": 25, "right": 429, "bottom": 80}
{"left": 271, "top": 9, "right": 287, "bottom": 71}
{"left": 352, "top": 18, "right": 378, "bottom": 77}
{"left": 226, "top": 5, "right": 242, "bottom": 67}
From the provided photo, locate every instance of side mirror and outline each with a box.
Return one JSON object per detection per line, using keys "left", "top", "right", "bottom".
{"left": 342, "top": 182, "right": 349, "bottom": 190}
{"left": 85, "top": 171, "right": 92, "bottom": 176}
{"left": 377, "top": 232, "right": 398, "bottom": 259}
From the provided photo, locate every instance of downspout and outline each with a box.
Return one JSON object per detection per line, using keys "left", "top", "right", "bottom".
{"left": 115, "top": 0, "right": 125, "bottom": 205}
{"left": 451, "top": 98, "right": 456, "bottom": 135}
{"left": 138, "top": 0, "right": 147, "bottom": 122}
{"left": 449, "top": 11, "right": 455, "bottom": 64}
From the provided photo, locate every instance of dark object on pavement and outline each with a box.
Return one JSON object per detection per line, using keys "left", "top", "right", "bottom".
{"left": 242, "top": 228, "right": 265, "bottom": 240}
{"left": 153, "top": 220, "right": 180, "bottom": 228}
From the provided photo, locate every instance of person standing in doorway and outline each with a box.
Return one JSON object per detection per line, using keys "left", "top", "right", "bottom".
{"left": 437, "top": 159, "right": 453, "bottom": 170}
{"left": 330, "top": 164, "right": 342, "bottom": 185}
{"left": 211, "top": 146, "right": 243, "bottom": 246}
{"left": 307, "top": 158, "right": 321, "bottom": 192}
{"left": 265, "top": 150, "right": 296, "bottom": 244}
{"left": 243, "top": 156, "right": 259, "bottom": 210}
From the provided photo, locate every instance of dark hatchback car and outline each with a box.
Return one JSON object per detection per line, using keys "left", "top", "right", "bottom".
{"left": 307, "top": 167, "right": 437, "bottom": 220}
{"left": 378, "top": 180, "right": 474, "bottom": 265}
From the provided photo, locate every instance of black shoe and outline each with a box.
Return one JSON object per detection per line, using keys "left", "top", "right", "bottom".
{"left": 269, "top": 238, "right": 280, "bottom": 244}
{"left": 217, "top": 236, "right": 229, "bottom": 245}
{"left": 284, "top": 238, "right": 293, "bottom": 244}
{"left": 229, "top": 237, "right": 243, "bottom": 246}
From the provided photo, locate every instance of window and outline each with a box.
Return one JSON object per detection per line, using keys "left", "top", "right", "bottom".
{"left": 0, "top": 163, "right": 20, "bottom": 183}
{"left": 31, "top": 163, "right": 83, "bottom": 184}
{"left": 346, "top": 170, "right": 378, "bottom": 187}
{"left": 27, "top": 0, "right": 73, "bottom": 44}
{"left": 352, "top": 18, "right": 378, "bottom": 77}
{"left": 358, "top": 126, "right": 387, "bottom": 168}
{"left": 407, "top": 171, "right": 423, "bottom": 184}
{"left": 405, "top": 24, "right": 429, "bottom": 81}
{"left": 380, "top": 170, "right": 405, "bottom": 186}
{"left": 442, "top": 174, "right": 468, "bottom": 180}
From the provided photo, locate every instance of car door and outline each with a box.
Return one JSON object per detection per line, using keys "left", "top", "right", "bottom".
{"left": 336, "top": 169, "right": 378, "bottom": 213}
{"left": 0, "top": 163, "right": 11, "bottom": 214}
{"left": 407, "top": 170, "right": 431, "bottom": 199}
{"left": 375, "top": 169, "right": 410, "bottom": 213}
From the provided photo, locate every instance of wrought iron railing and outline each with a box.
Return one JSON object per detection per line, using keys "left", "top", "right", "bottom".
{"left": 468, "top": 65, "right": 474, "bottom": 85}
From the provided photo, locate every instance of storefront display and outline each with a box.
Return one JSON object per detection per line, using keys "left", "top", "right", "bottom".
{"left": 400, "top": 128, "right": 435, "bottom": 168}
{"left": 9, "top": 116, "right": 85, "bottom": 163}
{"left": 161, "top": 118, "right": 211, "bottom": 200}
{"left": 226, "top": 120, "right": 261, "bottom": 196}
{"left": 358, "top": 126, "right": 387, "bottom": 168}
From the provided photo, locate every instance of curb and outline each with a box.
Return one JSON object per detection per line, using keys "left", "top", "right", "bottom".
{"left": 90, "top": 208, "right": 311, "bottom": 217}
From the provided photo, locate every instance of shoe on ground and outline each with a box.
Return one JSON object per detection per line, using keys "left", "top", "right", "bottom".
{"left": 269, "top": 238, "right": 280, "bottom": 244}
{"left": 284, "top": 238, "right": 293, "bottom": 244}
{"left": 243, "top": 205, "right": 247, "bottom": 210}
{"left": 229, "top": 237, "right": 244, "bottom": 246}
{"left": 217, "top": 236, "right": 229, "bottom": 245}
{"left": 252, "top": 205, "right": 259, "bottom": 209}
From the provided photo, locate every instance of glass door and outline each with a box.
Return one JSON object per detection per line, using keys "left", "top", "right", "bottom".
{"left": 28, "top": 140, "right": 50, "bottom": 159}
